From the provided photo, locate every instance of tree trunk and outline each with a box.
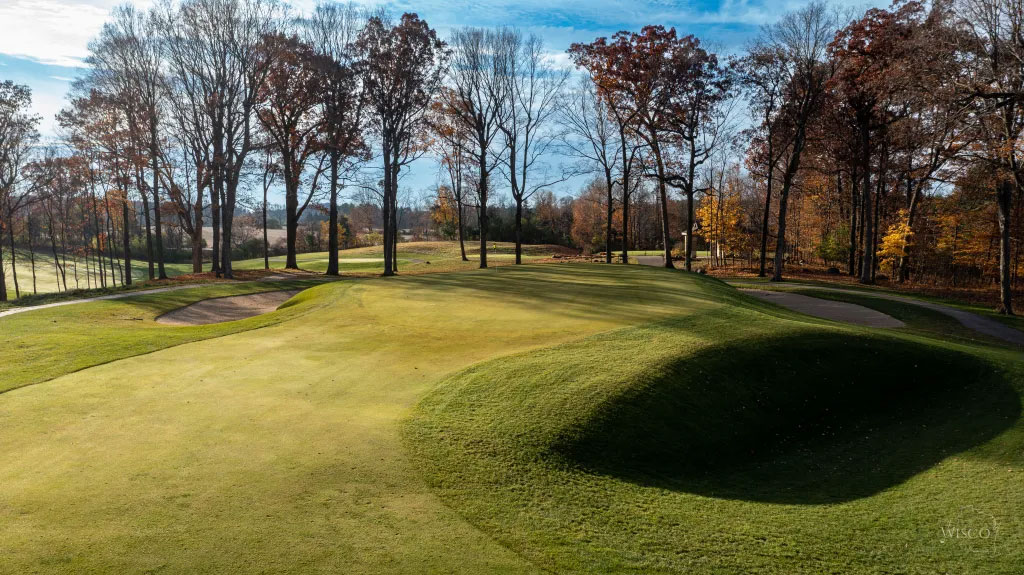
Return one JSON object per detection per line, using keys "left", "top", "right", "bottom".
{"left": 8, "top": 215, "right": 20, "bottom": 297}
{"left": 221, "top": 177, "right": 236, "bottom": 279}
{"left": 652, "top": 142, "right": 675, "bottom": 270}
{"left": 122, "top": 198, "right": 132, "bottom": 286}
{"left": 263, "top": 183, "right": 270, "bottom": 271}
{"left": 136, "top": 173, "right": 154, "bottom": 280}
{"left": 457, "top": 200, "right": 467, "bottom": 262}
{"left": 514, "top": 199, "right": 523, "bottom": 265}
{"left": 152, "top": 120, "right": 167, "bottom": 280}
{"left": 605, "top": 167, "right": 614, "bottom": 264}
{"left": 0, "top": 218, "right": 7, "bottom": 302}
{"left": 997, "top": 179, "right": 1014, "bottom": 314}
{"left": 478, "top": 145, "right": 489, "bottom": 269}
{"left": 772, "top": 129, "right": 808, "bottom": 282}
{"left": 327, "top": 152, "right": 340, "bottom": 276}
{"left": 848, "top": 165, "right": 858, "bottom": 276}
{"left": 382, "top": 140, "right": 394, "bottom": 277}
{"left": 192, "top": 186, "right": 204, "bottom": 274}
{"left": 859, "top": 123, "right": 874, "bottom": 284}
{"left": 758, "top": 166, "right": 773, "bottom": 277}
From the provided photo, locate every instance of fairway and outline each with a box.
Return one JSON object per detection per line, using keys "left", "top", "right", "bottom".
{"left": 1, "top": 264, "right": 1021, "bottom": 574}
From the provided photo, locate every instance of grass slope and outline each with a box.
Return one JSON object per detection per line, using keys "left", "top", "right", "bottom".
{"left": 0, "top": 264, "right": 1021, "bottom": 574}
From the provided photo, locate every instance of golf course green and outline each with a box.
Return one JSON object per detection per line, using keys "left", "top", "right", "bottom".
{"left": 1, "top": 263, "right": 1021, "bottom": 574}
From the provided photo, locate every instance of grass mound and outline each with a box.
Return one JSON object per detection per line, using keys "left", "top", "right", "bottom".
{"left": 554, "top": 331, "right": 1017, "bottom": 504}
{"left": 406, "top": 308, "right": 1024, "bottom": 573}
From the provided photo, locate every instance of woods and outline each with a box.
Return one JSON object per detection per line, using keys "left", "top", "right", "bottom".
{"left": 1, "top": 0, "right": 1024, "bottom": 312}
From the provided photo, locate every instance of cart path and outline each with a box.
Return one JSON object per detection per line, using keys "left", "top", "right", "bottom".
{"left": 741, "top": 288, "right": 906, "bottom": 328}
{"left": 732, "top": 281, "right": 1024, "bottom": 346}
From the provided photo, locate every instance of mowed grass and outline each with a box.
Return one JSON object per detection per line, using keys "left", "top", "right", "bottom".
{"left": 0, "top": 264, "right": 1021, "bottom": 573}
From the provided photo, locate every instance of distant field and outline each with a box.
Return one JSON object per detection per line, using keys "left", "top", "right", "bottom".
{"left": 2, "top": 241, "right": 573, "bottom": 300}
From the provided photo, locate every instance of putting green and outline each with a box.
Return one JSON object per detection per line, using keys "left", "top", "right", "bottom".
{"left": 0, "top": 264, "right": 1020, "bottom": 574}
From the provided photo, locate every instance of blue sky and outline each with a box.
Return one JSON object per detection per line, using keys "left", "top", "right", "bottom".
{"left": 0, "top": 0, "right": 876, "bottom": 200}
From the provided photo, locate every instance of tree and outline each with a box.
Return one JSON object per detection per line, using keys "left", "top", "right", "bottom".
{"left": 305, "top": 2, "right": 367, "bottom": 276}
{"left": 443, "top": 27, "right": 510, "bottom": 269}
{"left": 92, "top": 5, "right": 170, "bottom": 279}
{"left": 359, "top": 12, "right": 445, "bottom": 276}
{"left": 256, "top": 32, "right": 326, "bottom": 270}
{"left": 569, "top": 36, "right": 646, "bottom": 264}
{"left": 160, "top": 0, "right": 282, "bottom": 279}
{"left": 661, "top": 36, "right": 732, "bottom": 272}
{"left": 429, "top": 96, "right": 474, "bottom": 260}
{"left": 499, "top": 31, "right": 570, "bottom": 264}
{"left": 738, "top": 43, "right": 790, "bottom": 277}
{"left": 950, "top": 0, "right": 1024, "bottom": 314}
{"left": 558, "top": 77, "right": 620, "bottom": 262}
{"left": 765, "top": 1, "right": 836, "bottom": 282}
{"left": 0, "top": 82, "right": 40, "bottom": 301}
{"left": 830, "top": 2, "right": 921, "bottom": 284}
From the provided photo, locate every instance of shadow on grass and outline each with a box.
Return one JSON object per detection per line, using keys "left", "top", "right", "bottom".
{"left": 553, "top": 332, "right": 1020, "bottom": 504}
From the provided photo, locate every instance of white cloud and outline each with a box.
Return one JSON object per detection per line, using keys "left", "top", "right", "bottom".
{"left": 0, "top": 0, "right": 152, "bottom": 67}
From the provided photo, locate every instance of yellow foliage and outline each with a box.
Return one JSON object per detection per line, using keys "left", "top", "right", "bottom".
{"left": 877, "top": 209, "right": 913, "bottom": 274}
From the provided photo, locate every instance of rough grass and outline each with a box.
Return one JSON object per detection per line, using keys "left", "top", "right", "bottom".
{"left": 1, "top": 263, "right": 1021, "bottom": 574}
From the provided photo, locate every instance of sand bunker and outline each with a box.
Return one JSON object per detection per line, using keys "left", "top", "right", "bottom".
{"left": 157, "top": 290, "right": 300, "bottom": 326}
{"left": 742, "top": 289, "right": 905, "bottom": 328}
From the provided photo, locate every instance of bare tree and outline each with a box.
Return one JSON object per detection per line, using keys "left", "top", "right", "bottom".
{"left": 160, "top": 0, "right": 282, "bottom": 279}
{"left": 443, "top": 27, "right": 511, "bottom": 269}
{"left": 499, "top": 32, "right": 570, "bottom": 264}
{"left": 304, "top": 2, "right": 367, "bottom": 276}
{"left": 0, "top": 82, "right": 40, "bottom": 301}
{"left": 559, "top": 77, "right": 621, "bottom": 263}
{"left": 738, "top": 43, "right": 790, "bottom": 277}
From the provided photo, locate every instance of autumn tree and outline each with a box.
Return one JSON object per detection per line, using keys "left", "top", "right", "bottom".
{"left": 950, "top": 0, "right": 1024, "bottom": 314}
{"left": 359, "top": 13, "right": 445, "bottom": 276}
{"left": 429, "top": 95, "right": 474, "bottom": 261}
{"left": 256, "top": 32, "right": 326, "bottom": 269}
{"left": 764, "top": 1, "right": 836, "bottom": 282}
{"left": 830, "top": 2, "right": 921, "bottom": 284}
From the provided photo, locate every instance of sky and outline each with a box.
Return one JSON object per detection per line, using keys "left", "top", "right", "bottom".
{"left": 0, "top": 0, "right": 878, "bottom": 202}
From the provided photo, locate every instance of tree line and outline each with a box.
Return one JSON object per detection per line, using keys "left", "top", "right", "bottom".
{"left": 1, "top": 0, "right": 1023, "bottom": 314}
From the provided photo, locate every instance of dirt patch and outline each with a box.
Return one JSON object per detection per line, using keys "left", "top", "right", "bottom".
{"left": 156, "top": 290, "right": 301, "bottom": 326}
{"left": 742, "top": 289, "right": 905, "bottom": 328}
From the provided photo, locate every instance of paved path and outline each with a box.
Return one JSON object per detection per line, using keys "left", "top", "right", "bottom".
{"left": 741, "top": 289, "right": 905, "bottom": 328}
{"left": 0, "top": 272, "right": 312, "bottom": 321}
{"left": 731, "top": 281, "right": 1024, "bottom": 347}
{"left": 629, "top": 256, "right": 1024, "bottom": 345}
{"left": 0, "top": 284, "right": 207, "bottom": 320}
